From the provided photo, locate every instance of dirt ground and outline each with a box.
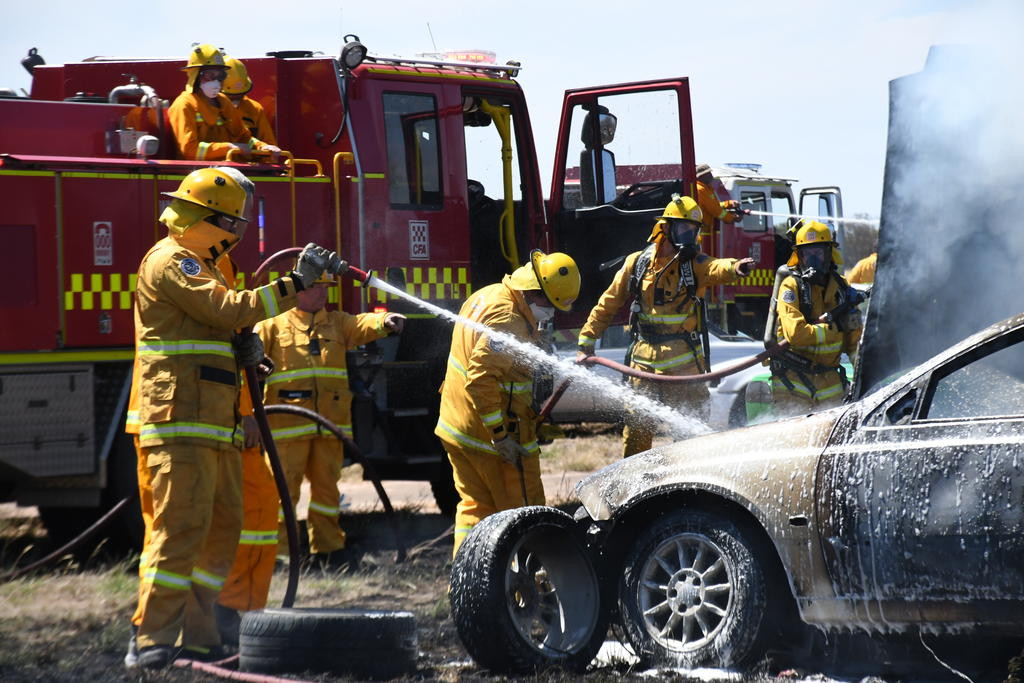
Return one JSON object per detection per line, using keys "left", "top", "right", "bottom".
{"left": 0, "top": 428, "right": 1020, "bottom": 682}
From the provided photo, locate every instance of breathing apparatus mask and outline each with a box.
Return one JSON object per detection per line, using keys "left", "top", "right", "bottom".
{"left": 529, "top": 302, "right": 555, "bottom": 323}
{"left": 798, "top": 243, "right": 831, "bottom": 284}
{"left": 666, "top": 219, "right": 700, "bottom": 261}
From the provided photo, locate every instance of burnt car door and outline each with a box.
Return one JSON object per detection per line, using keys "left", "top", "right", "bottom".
{"left": 817, "top": 325, "right": 1024, "bottom": 613}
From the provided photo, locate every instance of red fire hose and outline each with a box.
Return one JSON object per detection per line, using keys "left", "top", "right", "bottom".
{"left": 536, "top": 342, "right": 793, "bottom": 423}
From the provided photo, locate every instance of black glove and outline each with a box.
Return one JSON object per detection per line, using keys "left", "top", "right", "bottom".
{"left": 232, "top": 332, "right": 265, "bottom": 368}
{"left": 293, "top": 243, "right": 348, "bottom": 289}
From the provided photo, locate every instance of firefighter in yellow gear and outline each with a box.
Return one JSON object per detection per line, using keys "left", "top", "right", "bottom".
{"left": 436, "top": 250, "right": 580, "bottom": 556}
{"left": 772, "top": 222, "right": 862, "bottom": 417}
{"left": 167, "top": 44, "right": 281, "bottom": 161}
{"left": 255, "top": 283, "right": 405, "bottom": 562}
{"left": 578, "top": 195, "right": 755, "bottom": 457}
{"left": 845, "top": 251, "right": 877, "bottom": 284}
{"left": 124, "top": 166, "right": 337, "bottom": 670}
{"left": 222, "top": 56, "right": 277, "bottom": 145}
{"left": 696, "top": 164, "right": 745, "bottom": 235}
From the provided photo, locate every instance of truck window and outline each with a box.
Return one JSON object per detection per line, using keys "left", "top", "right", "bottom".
{"left": 383, "top": 92, "right": 443, "bottom": 208}
{"left": 740, "top": 191, "right": 767, "bottom": 232}
{"left": 769, "top": 192, "right": 794, "bottom": 235}
{"left": 561, "top": 90, "right": 682, "bottom": 209}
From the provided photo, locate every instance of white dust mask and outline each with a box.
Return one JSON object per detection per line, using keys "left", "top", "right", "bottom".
{"left": 200, "top": 80, "right": 223, "bottom": 98}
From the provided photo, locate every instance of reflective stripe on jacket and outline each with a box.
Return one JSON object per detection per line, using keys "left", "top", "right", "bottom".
{"left": 578, "top": 246, "right": 738, "bottom": 374}
{"left": 435, "top": 277, "right": 541, "bottom": 455}
{"left": 168, "top": 91, "right": 271, "bottom": 161}
{"left": 256, "top": 307, "right": 387, "bottom": 441}
{"left": 126, "top": 222, "right": 300, "bottom": 448}
{"left": 774, "top": 274, "right": 861, "bottom": 372}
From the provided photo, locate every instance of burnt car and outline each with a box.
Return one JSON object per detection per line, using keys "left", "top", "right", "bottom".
{"left": 449, "top": 313, "right": 1024, "bottom": 674}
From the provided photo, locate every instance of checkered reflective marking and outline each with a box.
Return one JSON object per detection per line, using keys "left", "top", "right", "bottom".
{"left": 356, "top": 266, "right": 471, "bottom": 302}
{"left": 64, "top": 270, "right": 260, "bottom": 311}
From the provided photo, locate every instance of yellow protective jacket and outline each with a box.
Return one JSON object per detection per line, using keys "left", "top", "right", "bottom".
{"left": 774, "top": 273, "right": 861, "bottom": 400}
{"left": 435, "top": 276, "right": 541, "bottom": 456}
{"left": 126, "top": 221, "right": 300, "bottom": 448}
{"left": 696, "top": 181, "right": 738, "bottom": 230}
{"left": 255, "top": 308, "right": 388, "bottom": 441}
{"left": 845, "top": 252, "right": 877, "bottom": 284}
{"left": 234, "top": 97, "right": 277, "bottom": 145}
{"left": 168, "top": 91, "right": 272, "bottom": 161}
{"left": 579, "top": 246, "right": 739, "bottom": 373}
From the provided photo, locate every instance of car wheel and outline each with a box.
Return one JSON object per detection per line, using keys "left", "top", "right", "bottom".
{"left": 449, "top": 506, "right": 607, "bottom": 674}
{"left": 619, "top": 510, "right": 768, "bottom": 669}
{"left": 239, "top": 608, "right": 417, "bottom": 678}
{"left": 429, "top": 459, "right": 460, "bottom": 517}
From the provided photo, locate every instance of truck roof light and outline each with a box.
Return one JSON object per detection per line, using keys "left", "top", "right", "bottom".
{"left": 341, "top": 35, "right": 367, "bottom": 70}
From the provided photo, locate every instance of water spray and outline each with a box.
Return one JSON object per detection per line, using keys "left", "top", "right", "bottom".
{"left": 741, "top": 207, "right": 879, "bottom": 227}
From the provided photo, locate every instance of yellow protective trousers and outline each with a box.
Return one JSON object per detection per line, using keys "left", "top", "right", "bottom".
{"left": 134, "top": 443, "right": 242, "bottom": 650}
{"left": 276, "top": 437, "right": 346, "bottom": 555}
{"left": 446, "top": 442, "right": 544, "bottom": 557}
{"left": 622, "top": 361, "right": 710, "bottom": 457}
{"left": 218, "top": 446, "right": 279, "bottom": 612}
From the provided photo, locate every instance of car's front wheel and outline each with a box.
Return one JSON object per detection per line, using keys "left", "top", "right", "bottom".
{"left": 619, "top": 510, "right": 769, "bottom": 669}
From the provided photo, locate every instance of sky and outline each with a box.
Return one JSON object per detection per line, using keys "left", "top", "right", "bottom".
{"left": 2, "top": 0, "right": 1021, "bottom": 218}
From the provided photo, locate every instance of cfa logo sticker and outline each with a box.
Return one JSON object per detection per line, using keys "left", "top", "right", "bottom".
{"left": 782, "top": 289, "right": 797, "bottom": 304}
{"left": 180, "top": 258, "right": 202, "bottom": 276}
{"left": 409, "top": 220, "right": 429, "bottom": 260}
{"left": 93, "top": 221, "right": 113, "bottom": 266}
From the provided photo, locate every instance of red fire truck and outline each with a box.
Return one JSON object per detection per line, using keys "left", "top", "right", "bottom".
{"left": 0, "top": 39, "right": 811, "bottom": 540}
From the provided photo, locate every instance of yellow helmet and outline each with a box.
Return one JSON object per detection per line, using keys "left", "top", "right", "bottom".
{"left": 162, "top": 168, "right": 249, "bottom": 221}
{"left": 507, "top": 250, "right": 581, "bottom": 311}
{"left": 786, "top": 221, "right": 844, "bottom": 267}
{"left": 222, "top": 57, "right": 252, "bottom": 96}
{"left": 531, "top": 249, "right": 581, "bottom": 311}
{"left": 183, "top": 44, "right": 229, "bottom": 90}
{"left": 184, "top": 44, "right": 228, "bottom": 70}
{"left": 649, "top": 194, "right": 703, "bottom": 243}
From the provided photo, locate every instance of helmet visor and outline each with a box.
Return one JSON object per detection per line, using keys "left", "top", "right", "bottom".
{"left": 667, "top": 219, "right": 699, "bottom": 248}
{"left": 799, "top": 243, "right": 830, "bottom": 272}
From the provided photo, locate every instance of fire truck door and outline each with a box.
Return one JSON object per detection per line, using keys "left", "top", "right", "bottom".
{"left": 799, "top": 186, "right": 844, "bottom": 251}
{"left": 547, "top": 80, "right": 696, "bottom": 327}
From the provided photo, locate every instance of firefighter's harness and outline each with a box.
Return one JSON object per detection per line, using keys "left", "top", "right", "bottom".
{"left": 625, "top": 243, "right": 709, "bottom": 374}
{"left": 771, "top": 269, "right": 850, "bottom": 400}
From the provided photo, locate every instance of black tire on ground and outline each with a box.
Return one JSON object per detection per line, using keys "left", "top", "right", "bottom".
{"left": 239, "top": 608, "right": 417, "bottom": 679}
{"left": 619, "top": 510, "right": 770, "bottom": 670}
{"left": 449, "top": 506, "right": 607, "bottom": 674}
{"left": 429, "top": 459, "right": 460, "bottom": 517}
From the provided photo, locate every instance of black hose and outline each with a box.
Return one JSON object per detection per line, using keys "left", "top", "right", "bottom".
{"left": 1, "top": 495, "right": 135, "bottom": 583}
{"left": 263, "top": 404, "right": 406, "bottom": 563}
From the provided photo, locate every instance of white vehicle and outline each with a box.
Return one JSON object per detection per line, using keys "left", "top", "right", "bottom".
{"left": 549, "top": 326, "right": 763, "bottom": 429}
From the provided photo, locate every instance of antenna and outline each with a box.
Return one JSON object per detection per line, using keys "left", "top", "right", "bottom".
{"left": 427, "top": 22, "right": 438, "bottom": 54}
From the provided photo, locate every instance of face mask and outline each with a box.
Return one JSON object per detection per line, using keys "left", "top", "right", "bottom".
{"left": 799, "top": 245, "right": 830, "bottom": 276}
{"left": 200, "top": 80, "right": 222, "bottom": 98}
{"left": 529, "top": 302, "right": 554, "bottom": 323}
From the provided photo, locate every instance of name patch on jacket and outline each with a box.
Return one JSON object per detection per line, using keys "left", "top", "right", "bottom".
{"left": 180, "top": 258, "right": 202, "bottom": 276}
{"left": 279, "top": 389, "right": 313, "bottom": 399}
{"left": 199, "top": 365, "right": 237, "bottom": 386}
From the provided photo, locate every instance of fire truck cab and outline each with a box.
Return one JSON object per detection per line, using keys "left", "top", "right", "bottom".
{"left": 0, "top": 42, "right": 702, "bottom": 541}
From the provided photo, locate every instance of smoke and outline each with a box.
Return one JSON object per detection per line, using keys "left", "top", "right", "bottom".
{"left": 858, "top": 36, "right": 1024, "bottom": 393}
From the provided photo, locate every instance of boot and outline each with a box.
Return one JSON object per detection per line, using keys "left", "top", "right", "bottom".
{"left": 214, "top": 602, "right": 241, "bottom": 647}
{"left": 136, "top": 645, "right": 177, "bottom": 670}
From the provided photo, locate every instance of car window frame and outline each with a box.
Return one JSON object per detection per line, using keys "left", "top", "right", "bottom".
{"left": 915, "top": 326, "right": 1024, "bottom": 424}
